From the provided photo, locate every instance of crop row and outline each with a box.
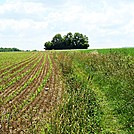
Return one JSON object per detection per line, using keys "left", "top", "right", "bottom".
{"left": 0, "top": 52, "right": 64, "bottom": 133}
{"left": 0, "top": 52, "right": 45, "bottom": 133}
{"left": 0, "top": 52, "right": 36, "bottom": 72}
{"left": 1, "top": 54, "right": 45, "bottom": 105}
{"left": 0, "top": 52, "right": 39, "bottom": 77}
{"left": 0, "top": 53, "right": 42, "bottom": 93}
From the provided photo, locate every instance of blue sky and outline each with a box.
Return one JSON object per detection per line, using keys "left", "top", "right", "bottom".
{"left": 0, "top": 0, "right": 134, "bottom": 50}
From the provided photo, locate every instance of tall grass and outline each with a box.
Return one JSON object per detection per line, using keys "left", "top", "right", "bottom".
{"left": 48, "top": 48, "right": 134, "bottom": 133}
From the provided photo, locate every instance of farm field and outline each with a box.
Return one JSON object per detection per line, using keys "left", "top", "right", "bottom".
{"left": 0, "top": 48, "right": 134, "bottom": 133}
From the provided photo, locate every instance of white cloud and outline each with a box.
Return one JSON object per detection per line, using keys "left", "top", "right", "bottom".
{"left": 0, "top": 0, "right": 134, "bottom": 50}
{"left": 0, "top": 19, "right": 48, "bottom": 34}
{"left": 0, "top": 1, "right": 46, "bottom": 15}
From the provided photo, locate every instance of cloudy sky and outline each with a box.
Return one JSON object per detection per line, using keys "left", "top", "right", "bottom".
{"left": 0, "top": 0, "right": 134, "bottom": 50}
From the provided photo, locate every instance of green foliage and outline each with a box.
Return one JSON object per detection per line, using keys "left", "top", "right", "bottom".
{"left": 44, "top": 32, "right": 89, "bottom": 50}
{"left": 44, "top": 41, "right": 53, "bottom": 50}
{"left": 0, "top": 47, "right": 21, "bottom": 52}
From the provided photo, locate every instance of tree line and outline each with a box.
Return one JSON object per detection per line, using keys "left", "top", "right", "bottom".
{"left": 0, "top": 47, "right": 21, "bottom": 52}
{"left": 44, "top": 32, "right": 89, "bottom": 50}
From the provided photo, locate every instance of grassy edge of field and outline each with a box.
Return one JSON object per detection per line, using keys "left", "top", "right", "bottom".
{"left": 73, "top": 62, "right": 125, "bottom": 134}
{"left": 43, "top": 48, "right": 133, "bottom": 134}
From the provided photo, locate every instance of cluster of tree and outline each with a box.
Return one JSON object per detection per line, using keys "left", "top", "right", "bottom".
{"left": 0, "top": 47, "right": 21, "bottom": 52}
{"left": 44, "top": 32, "right": 89, "bottom": 50}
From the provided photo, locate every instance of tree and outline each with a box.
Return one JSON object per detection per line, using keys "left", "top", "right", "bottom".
{"left": 63, "top": 32, "right": 73, "bottom": 49}
{"left": 73, "top": 33, "right": 89, "bottom": 49}
{"left": 0, "top": 47, "right": 21, "bottom": 52}
{"left": 44, "top": 41, "right": 53, "bottom": 50}
{"left": 83, "top": 35, "right": 89, "bottom": 49}
{"left": 51, "top": 34, "right": 63, "bottom": 49}
{"left": 44, "top": 32, "right": 89, "bottom": 50}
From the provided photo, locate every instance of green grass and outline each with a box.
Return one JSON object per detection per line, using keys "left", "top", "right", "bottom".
{"left": 82, "top": 47, "right": 134, "bottom": 56}
{"left": 47, "top": 48, "right": 134, "bottom": 133}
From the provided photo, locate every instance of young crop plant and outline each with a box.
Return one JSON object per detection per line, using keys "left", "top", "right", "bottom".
{"left": 0, "top": 55, "right": 41, "bottom": 93}
{"left": 21, "top": 54, "right": 52, "bottom": 107}
{"left": 0, "top": 55, "right": 42, "bottom": 100}
{"left": 0, "top": 52, "right": 37, "bottom": 73}
{"left": 7, "top": 55, "right": 46, "bottom": 111}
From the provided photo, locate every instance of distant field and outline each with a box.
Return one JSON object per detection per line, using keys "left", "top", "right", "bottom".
{"left": 80, "top": 47, "right": 134, "bottom": 55}
{"left": 0, "top": 48, "right": 134, "bottom": 133}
